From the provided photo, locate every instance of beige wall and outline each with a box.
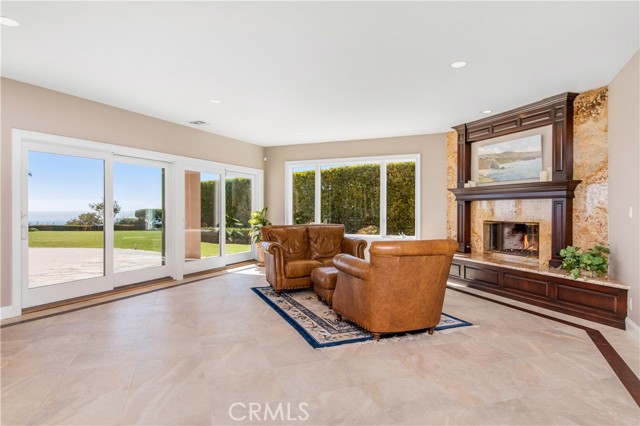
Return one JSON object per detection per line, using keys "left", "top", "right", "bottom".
{"left": 609, "top": 50, "right": 640, "bottom": 328}
{"left": 1, "top": 78, "right": 265, "bottom": 308}
{"left": 264, "top": 134, "right": 448, "bottom": 240}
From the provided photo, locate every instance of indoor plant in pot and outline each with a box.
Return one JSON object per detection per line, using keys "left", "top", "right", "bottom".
{"left": 559, "top": 243, "right": 610, "bottom": 279}
{"left": 249, "top": 207, "right": 272, "bottom": 266}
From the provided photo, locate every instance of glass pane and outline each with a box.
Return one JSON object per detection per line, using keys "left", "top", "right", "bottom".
{"left": 292, "top": 166, "right": 315, "bottom": 224}
{"left": 114, "top": 162, "right": 165, "bottom": 273}
{"left": 387, "top": 161, "right": 416, "bottom": 236}
{"left": 28, "top": 151, "right": 105, "bottom": 287}
{"left": 185, "top": 171, "right": 221, "bottom": 261}
{"left": 321, "top": 163, "right": 380, "bottom": 234}
{"left": 225, "top": 176, "right": 252, "bottom": 254}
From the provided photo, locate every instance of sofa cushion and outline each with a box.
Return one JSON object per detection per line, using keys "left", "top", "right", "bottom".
{"left": 308, "top": 225, "right": 344, "bottom": 260}
{"left": 264, "top": 226, "right": 309, "bottom": 260}
{"left": 284, "top": 259, "right": 323, "bottom": 278}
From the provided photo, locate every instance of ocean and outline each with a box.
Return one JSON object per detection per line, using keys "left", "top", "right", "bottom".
{"left": 479, "top": 158, "right": 542, "bottom": 182}
{"left": 29, "top": 211, "right": 137, "bottom": 225}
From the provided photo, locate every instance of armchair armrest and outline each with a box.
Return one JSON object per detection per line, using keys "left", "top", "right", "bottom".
{"left": 341, "top": 237, "right": 367, "bottom": 258}
{"left": 334, "top": 253, "right": 371, "bottom": 281}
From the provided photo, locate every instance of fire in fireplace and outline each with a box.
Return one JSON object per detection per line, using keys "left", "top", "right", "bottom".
{"left": 483, "top": 221, "right": 540, "bottom": 257}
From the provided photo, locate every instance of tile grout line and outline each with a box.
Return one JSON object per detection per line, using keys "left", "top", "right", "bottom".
{"left": 447, "top": 285, "right": 640, "bottom": 408}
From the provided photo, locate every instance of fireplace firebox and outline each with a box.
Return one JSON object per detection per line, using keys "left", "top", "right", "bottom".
{"left": 483, "top": 221, "right": 539, "bottom": 257}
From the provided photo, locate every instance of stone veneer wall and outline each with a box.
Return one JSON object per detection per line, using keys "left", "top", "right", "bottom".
{"left": 446, "top": 86, "right": 610, "bottom": 263}
{"left": 446, "top": 130, "right": 458, "bottom": 240}
{"left": 572, "top": 87, "right": 609, "bottom": 248}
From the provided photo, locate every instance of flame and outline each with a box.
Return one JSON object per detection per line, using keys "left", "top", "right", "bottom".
{"left": 524, "top": 234, "right": 529, "bottom": 249}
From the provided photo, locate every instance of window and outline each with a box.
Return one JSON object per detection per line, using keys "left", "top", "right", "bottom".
{"left": 286, "top": 155, "right": 419, "bottom": 237}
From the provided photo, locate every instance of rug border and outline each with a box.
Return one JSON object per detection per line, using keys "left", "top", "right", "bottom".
{"left": 251, "top": 286, "right": 473, "bottom": 349}
{"left": 438, "top": 312, "right": 474, "bottom": 330}
{"left": 251, "top": 287, "right": 372, "bottom": 349}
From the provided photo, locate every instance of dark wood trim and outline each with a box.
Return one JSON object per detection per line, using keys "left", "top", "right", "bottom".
{"left": 449, "top": 257, "right": 628, "bottom": 329}
{"left": 550, "top": 197, "right": 574, "bottom": 267}
{"left": 447, "top": 286, "right": 640, "bottom": 407}
{"left": 450, "top": 92, "right": 579, "bottom": 265}
{"left": 453, "top": 124, "right": 469, "bottom": 188}
{"left": 449, "top": 180, "right": 581, "bottom": 202}
{"left": 456, "top": 201, "right": 471, "bottom": 252}
{"left": 458, "top": 92, "right": 578, "bottom": 144}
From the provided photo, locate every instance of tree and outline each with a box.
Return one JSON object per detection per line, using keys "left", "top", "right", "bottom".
{"left": 66, "top": 200, "right": 121, "bottom": 227}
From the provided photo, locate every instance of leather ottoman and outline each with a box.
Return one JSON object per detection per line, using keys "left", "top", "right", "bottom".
{"left": 311, "top": 267, "right": 338, "bottom": 308}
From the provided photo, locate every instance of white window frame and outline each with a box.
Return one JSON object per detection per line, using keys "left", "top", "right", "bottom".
{"left": 285, "top": 154, "right": 420, "bottom": 239}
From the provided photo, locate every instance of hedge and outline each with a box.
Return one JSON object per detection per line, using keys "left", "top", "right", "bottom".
{"left": 200, "top": 178, "right": 252, "bottom": 228}
{"left": 292, "top": 162, "right": 415, "bottom": 235}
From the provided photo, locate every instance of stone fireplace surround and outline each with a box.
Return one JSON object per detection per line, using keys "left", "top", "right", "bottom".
{"left": 447, "top": 92, "right": 629, "bottom": 329}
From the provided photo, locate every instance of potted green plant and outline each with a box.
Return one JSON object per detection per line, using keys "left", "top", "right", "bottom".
{"left": 559, "top": 243, "right": 610, "bottom": 279}
{"left": 248, "top": 207, "right": 272, "bottom": 266}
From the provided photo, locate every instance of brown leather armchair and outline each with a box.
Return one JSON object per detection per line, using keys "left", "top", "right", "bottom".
{"left": 261, "top": 224, "right": 367, "bottom": 295}
{"left": 332, "top": 239, "right": 458, "bottom": 340}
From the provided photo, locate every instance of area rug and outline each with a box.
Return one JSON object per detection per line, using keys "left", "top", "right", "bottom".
{"left": 251, "top": 286, "right": 473, "bottom": 349}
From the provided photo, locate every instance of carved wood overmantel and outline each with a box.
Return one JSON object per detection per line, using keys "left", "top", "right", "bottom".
{"left": 448, "top": 92, "right": 580, "bottom": 267}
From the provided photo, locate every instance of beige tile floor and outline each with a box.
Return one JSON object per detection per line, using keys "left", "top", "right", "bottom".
{"left": 1, "top": 266, "right": 639, "bottom": 425}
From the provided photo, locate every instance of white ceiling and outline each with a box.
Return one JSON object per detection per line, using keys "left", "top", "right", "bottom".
{"left": 1, "top": 2, "right": 638, "bottom": 147}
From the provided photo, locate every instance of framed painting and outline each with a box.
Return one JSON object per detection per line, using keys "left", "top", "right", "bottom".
{"left": 477, "top": 134, "right": 542, "bottom": 184}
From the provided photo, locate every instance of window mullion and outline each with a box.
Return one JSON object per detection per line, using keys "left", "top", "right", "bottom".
{"left": 380, "top": 161, "right": 387, "bottom": 236}
{"left": 314, "top": 165, "right": 321, "bottom": 223}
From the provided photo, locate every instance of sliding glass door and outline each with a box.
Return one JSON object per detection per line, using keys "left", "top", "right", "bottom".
{"left": 113, "top": 156, "right": 170, "bottom": 286}
{"left": 183, "top": 168, "right": 225, "bottom": 274}
{"left": 224, "top": 171, "right": 256, "bottom": 263}
{"left": 15, "top": 130, "right": 263, "bottom": 311}
{"left": 22, "top": 144, "right": 113, "bottom": 308}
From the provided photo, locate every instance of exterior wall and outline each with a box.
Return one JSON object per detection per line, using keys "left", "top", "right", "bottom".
{"left": 264, "top": 133, "right": 448, "bottom": 240}
{"left": 446, "top": 87, "right": 611, "bottom": 266}
{"left": 0, "top": 78, "right": 265, "bottom": 309}
{"left": 609, "top": 50, "right": 640, "bottom": 328}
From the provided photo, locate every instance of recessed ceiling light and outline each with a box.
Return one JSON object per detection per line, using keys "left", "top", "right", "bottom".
{"left": 0, "top": 16, "right": 20, "bottom": 27}
{"left": 450, "top": 61, "right": 468, "bottom": 69}
{"left": 209, "top": 99, "right": 222, "bottom": 104}
{"left": 481, "top": 109, "right": 493, "bottom": 114}
{"left": 297, "top": 131, "right": 305, "bottom": 136}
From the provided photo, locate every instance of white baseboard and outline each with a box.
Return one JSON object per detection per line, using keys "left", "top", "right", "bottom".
{"left": 0, "top": 305, "right": 19, "bottom": 320}
{"left": 625, "top": 317, "right": 640, "bottom": 338}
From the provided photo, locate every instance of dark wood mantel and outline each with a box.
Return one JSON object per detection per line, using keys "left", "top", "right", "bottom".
{"left": 449, "top": 180, "right": 582, "bottom": 202}
{"left": 450, "top": 92, "right": 579, "bottom": 267}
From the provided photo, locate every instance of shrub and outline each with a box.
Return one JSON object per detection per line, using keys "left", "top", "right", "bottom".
{"left": 292, "top": 162, "right": 415, "bottom": 235}
{"left": 559, "top": 243, "right": 610, "bottom": 279}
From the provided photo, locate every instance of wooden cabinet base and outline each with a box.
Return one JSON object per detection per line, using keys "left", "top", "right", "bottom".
{"left": 449, "top": 258, "right": 628, "bottom": 330}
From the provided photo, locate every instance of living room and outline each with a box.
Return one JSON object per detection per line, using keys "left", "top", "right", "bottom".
{"left": 1, "top": 2, "right": 639, "bottom": 425}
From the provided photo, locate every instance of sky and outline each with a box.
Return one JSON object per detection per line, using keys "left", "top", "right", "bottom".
{"left": 478, "top": 135, "right": 542, "bottom": 155}
{"left": 28, "top": 151, "right": 163, "bottom": 215}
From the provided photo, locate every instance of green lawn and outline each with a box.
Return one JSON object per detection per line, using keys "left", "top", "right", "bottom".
{"left": 28, "top": 230, "right": 251, "bottom": 255}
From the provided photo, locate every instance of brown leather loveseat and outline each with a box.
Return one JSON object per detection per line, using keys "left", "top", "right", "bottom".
{"left": 332, "top": 239, "right": 458, "bottom": 340}
{"left": 261, "top": 224, "right": 367, "bottom": 295}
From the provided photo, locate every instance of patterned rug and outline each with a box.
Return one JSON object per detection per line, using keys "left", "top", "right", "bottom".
{"left": 252, "top": 286, "right": 473, "bottom": 349}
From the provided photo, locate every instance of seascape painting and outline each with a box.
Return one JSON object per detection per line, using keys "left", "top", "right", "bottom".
{"left": 477, "top": 135, "right": 542, "bottom": 184}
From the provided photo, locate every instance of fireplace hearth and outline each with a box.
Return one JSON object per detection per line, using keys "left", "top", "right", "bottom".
{"left": 483, "top": 221, "right": 539, "bottom": 258}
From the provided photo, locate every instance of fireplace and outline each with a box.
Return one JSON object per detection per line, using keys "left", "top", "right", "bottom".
{"left": 483, "top": 221, "right": 539, "bottom": 258}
